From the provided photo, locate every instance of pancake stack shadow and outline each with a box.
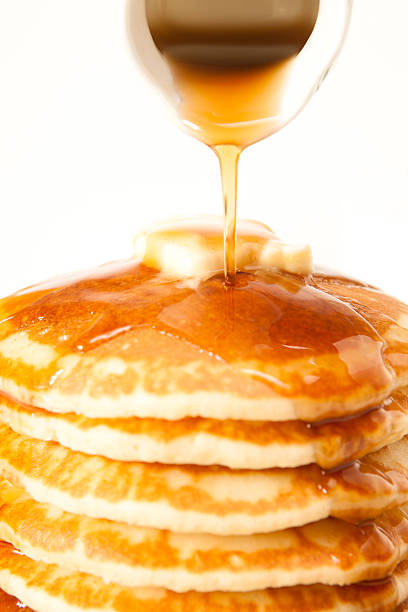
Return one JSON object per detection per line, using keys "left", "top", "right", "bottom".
{"left": 0, "top": 264, "right": 408, "bottom": 610}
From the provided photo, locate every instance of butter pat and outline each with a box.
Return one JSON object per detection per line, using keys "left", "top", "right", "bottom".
{"left": 134, "top": 233, "right": 223, "bottom": 278}
{"left": 260, "top": 241, "right": 313, "bottom": 276}
{"left": 133, "top": 217, "right": 313, "bottom": 278}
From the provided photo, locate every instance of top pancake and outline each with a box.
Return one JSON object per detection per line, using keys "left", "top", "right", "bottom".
{"left": 1, "top": 262, "right": 408, "bottom": 421}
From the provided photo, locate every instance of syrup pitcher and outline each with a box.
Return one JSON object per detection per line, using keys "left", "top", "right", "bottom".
{"left": 126, "top": 0, "right": 353, "bottom": 281}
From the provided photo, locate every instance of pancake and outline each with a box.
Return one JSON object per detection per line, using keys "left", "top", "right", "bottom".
{"left": 1, "top": 479, "right": 408, "bottom": 591}
{"left": 0, "top": 542, "right": 408, "bottom": 612}
{"left": 1, "top": 388, "right": 408, "bottom": 469}
{"left": 1, "top": 422, "right": 408, "bottom": 535}
{"left": 1, "top": 264, "right": 408, "bottom": 423}
{"left": 0, "top": 588, "right": 33, "bottom": 611}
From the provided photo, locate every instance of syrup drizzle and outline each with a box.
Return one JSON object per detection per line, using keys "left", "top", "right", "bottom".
{"left": 214, "top": 145, "right": 241, "bottom": 283}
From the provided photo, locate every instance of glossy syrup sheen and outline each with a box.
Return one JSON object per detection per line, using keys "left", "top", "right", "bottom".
{"left": 0, "top": 261, "right": 398, "bottom": 401}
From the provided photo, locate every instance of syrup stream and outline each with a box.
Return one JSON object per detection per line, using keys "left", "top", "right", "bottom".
{"left": 214, "top": 144, "right": 241, "bottom": 284}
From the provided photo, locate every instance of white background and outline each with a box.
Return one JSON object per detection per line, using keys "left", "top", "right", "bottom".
{"left": 0, "top": 0, "right": 407, "bottom": 300}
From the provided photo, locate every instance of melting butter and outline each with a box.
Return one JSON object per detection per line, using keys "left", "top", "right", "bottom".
{"left": 133, "top": 217, "right": 312, "bottom": 279}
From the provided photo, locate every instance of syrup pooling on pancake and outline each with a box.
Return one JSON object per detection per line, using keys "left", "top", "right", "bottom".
{"left": 1, "top": 258, "right": 408, "bottom": 421}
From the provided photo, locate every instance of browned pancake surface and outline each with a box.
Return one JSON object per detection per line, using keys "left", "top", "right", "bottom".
{"left": 1, "top": 263, "right": 408, "bottom": 421}
{"left": 0, "top": 588, "right": 33, "bottom": 611}
{"left": 1, "top": 542, "right": 408, "bottom": 612}
{"left": 1, "top": 423, "right": 408, "bottom": 534}
{"left": 1, "top": 479, "right": 408, "bottom": 591}
{"left": 1, "top": 388, "right": 408, "bottom": 468}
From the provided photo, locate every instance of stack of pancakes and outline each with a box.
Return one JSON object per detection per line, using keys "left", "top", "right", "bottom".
{"left": 1, "top": 261, "right": 408, "bottom": 610}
